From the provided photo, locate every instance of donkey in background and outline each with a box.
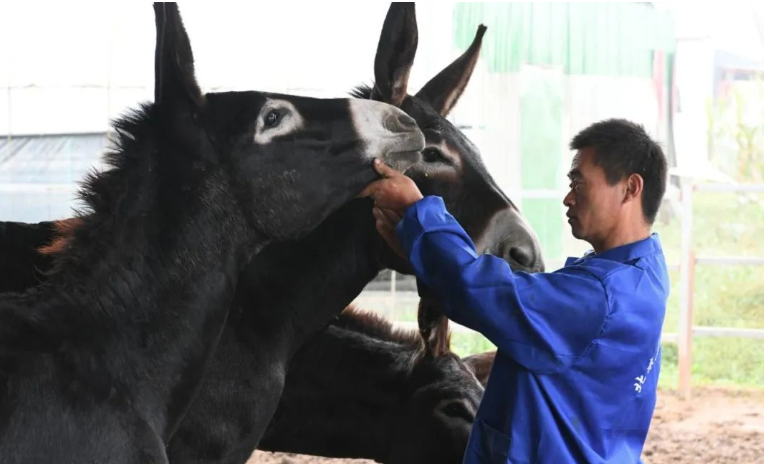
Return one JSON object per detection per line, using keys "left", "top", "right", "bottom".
{"left": 260, "top": 302, "right": 496, "bottom": 464}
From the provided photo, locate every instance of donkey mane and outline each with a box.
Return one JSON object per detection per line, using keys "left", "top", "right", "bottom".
{"left": 78, "top": 105, "right": 158, "bottom": 218}
{"left": 350, "top": 85, "right": 373, "bottom": 100}
{"left": 37, "top": 218, "right": 85, "bottom": 258}
{"left": 337, "top": 305, "right": 424, "bottom": 349}
{"left": 30, "top": 106, "right": 167, "bottom": 274}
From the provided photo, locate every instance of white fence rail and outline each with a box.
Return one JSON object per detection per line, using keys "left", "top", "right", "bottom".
{"left": 675, "top": 181, "right": 764, "bottom": 398}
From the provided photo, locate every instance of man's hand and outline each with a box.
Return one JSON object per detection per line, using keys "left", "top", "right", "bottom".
{"left": 360, "top": 159, "right": 424, "bottom": 214}
{"left": 360, "top": 159, "right": 424, "bottom": 259}
{"left": 371, "top": 206, "right": 406, "bottom": 259}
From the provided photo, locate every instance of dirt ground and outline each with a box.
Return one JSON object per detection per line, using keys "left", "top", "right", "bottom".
{"left": 248, "top": 454, "right": 372, "bottom": 464}
{"left": 642, "top": 388, "right": 764, "bottom": 464}
{"left": 248, "top": 388, "right": 764, "bottom": 464}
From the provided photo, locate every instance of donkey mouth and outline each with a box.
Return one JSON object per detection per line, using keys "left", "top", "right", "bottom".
{"left": 382, "top": 132, "right": 425, "bottom": 172}
{"left": 384, "top": 149, "right": 423, "bottom": 172}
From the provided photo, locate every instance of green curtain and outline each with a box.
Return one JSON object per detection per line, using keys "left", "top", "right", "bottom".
{"left": 454, "top": 2, "right": 675, "bottom": 77}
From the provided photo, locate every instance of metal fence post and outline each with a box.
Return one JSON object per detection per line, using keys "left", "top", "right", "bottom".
{"left": 390, "top": 270, "right": 397, "bottom": 319}
{"left": 678, "top": 179, "right": 695, "bottom": 399}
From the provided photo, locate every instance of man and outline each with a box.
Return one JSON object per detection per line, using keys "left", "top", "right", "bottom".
{"left": 362, "top": 119, "right": 669, "bottom": 463}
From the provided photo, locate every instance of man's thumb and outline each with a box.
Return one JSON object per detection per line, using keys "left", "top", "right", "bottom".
{"left": 373, "top": 159, "right": 396, "bottom": 178}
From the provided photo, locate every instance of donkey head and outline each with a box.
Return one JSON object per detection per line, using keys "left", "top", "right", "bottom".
{"left": 384, "top": 299, "right": 484, "bottom": 464}
{"left": 153, "top": 4, "right": 424, "bottom": 244}
{"left": 360, "top": 3, "right": 544, "bottom": 272}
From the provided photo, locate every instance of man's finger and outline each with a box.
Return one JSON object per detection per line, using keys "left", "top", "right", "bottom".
{"left": 375, "top": 220, "right": 392, "bottom": 239}
{"left": 373, "top": 206, "right": 396, "bottom": 220}
{"left": 374, "top": 208, "right": 397, "bottom": 230}
{"left": 358, "top": 180, "right": 381, "bottom": 199}
{"left": 375, "top": 221, "right": 407, "bottom": 259}
{"left": 376, "top": 221, "right": 397, "bottom": 243}
{"left": 372, "top": 206, "right": 384, "bottom": 222}
{"left": 378, "top": 207, "right": 402, "bottom": 224}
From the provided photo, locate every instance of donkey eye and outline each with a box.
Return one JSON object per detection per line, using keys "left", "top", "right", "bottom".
{"left": 264, "top": 110, "right": 282, "bottom": 128}
{"left": 442, "top": 402, "right": 473, "bottom": 422}
{"left": 422, "top": 148, "right": 446, "bottom": 164}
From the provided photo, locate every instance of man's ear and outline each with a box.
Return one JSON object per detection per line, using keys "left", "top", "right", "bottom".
{"left": 624, "top": 173, "right": 644, "bottom": 203}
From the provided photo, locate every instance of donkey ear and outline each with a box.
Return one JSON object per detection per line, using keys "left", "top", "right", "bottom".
{"left": 370, "top": 2, "right": 418, "bottom": 107}
{"left": 153, "top": 3, "right": 204, "bottom": 109}
{"left": 417, "top": 298, "right": 451, "bottom": 358}
{"left": 463, "top": 350, "right": 496, "bottom": 386}
{"left": 415, "top": 24, "right": 486, "bottom": 117}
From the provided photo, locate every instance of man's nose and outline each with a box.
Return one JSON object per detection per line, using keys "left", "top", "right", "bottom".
{"left": 563, "top": 189, "right": 575, "bottom": 207}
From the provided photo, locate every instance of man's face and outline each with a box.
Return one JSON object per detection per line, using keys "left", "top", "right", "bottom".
{"left": 563, "top": 147, "right": 624, "bottom": 246}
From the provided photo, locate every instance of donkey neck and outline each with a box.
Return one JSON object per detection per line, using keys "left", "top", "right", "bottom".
{"left": 164, "top": 199, "right": 399, "bottom": 463}
{"left": 233, "top": 198, "right": 392, "bottom": 353}
{"left": 52, "top": 171, "right": 251, "bottom": 309}
{"left": 259, "top": 325, "right": 417, "bottom": 461}
{"left": 12, "top": 149, "right": 257, "bottom": 440}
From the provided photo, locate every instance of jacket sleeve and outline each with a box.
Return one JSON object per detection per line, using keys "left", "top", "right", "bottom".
{"left": 396, "top": 196, "right": 609, "bottom": 373}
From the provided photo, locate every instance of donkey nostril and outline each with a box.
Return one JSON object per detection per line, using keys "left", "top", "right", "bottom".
{"left": 397, "top": 114, "right": 417, "bottom": 130}
{"left": 386, "top": 113, "right": 417, "bottom": 133}
{"left": 508, "top": 246, "right": 534, "bottom": 268}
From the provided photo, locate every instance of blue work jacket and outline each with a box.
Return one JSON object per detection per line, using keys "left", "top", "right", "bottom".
{"left": 396, "top": 196, "right": 669, "bottom": 464}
